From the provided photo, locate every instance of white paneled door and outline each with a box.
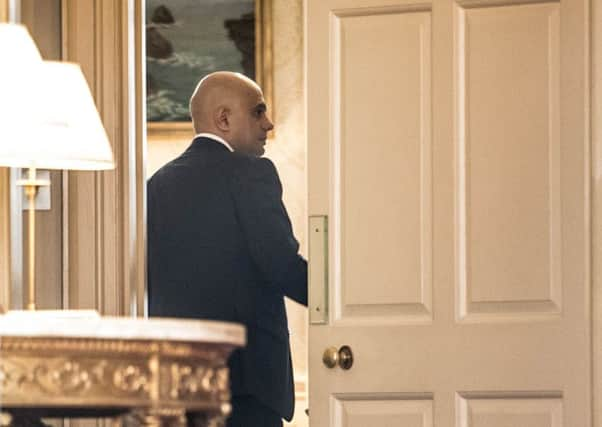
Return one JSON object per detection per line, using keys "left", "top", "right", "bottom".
{"left": 306, "top": 0, "right": 591, "bottom": 426}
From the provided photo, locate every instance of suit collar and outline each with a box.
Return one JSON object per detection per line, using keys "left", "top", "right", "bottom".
{"left": 193, "top": 133, "right": 234, "bottom": 151}
{"left": 188, "top": 136, "right": 232, "bottom": 154}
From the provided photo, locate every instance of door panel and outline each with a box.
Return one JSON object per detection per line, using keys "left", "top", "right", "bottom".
{"left": 333, "top": 395, "right": 433, "bottom": 427}
{"left": 332, "top": 6, "right": 432, "bottom": 324}
{"left": 455, "top": 2, "right": 562, "bottom": 321}
{"left": 307, "top": 0, "right": 590, "bottom": 425}
{"left": 457, "top": 395, "right": 562, "bottom": 427}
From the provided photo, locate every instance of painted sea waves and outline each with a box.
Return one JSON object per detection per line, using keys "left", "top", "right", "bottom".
{"left": 146, "top": 0, "right": 254, "bottom": 122}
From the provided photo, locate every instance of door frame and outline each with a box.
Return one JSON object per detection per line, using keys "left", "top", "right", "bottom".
{"left": 592, "top": 0, "right": 602, "bottom": 425}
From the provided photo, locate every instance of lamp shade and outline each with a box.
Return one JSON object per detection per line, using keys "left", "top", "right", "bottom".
{"left": 0, "top": 23, "right": 42, "bottom": 66}
{"left": 0, "top": 61, "right": 115, "bottom": 170}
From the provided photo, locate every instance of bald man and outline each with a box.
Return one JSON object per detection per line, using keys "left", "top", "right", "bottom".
{"left": 147, "top": 72, "right": 308, "bottom": 427}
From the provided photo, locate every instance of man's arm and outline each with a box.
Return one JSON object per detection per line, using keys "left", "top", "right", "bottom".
{"left": 231, "top": 157, "right": 308, "bottom": 306}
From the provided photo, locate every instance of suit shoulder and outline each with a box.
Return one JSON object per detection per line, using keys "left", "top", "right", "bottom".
{"left": 229, "top": 155, "right": 282, "bottom": 195}
{"left": 230, "top": 154, "right": 278, "bottom": 177}
{"left": 147, "top": 157, "right": 180, "bottom": 192}
{"left": 147, "top": 162, "right": 169, "bottom": 189}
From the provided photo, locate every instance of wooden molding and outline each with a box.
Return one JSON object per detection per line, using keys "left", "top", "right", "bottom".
{"left": 133, "top": 0, "right": 146, "bottom": 316}
{"left": 0, "top": 168, "right": 10, "bottom": 312}
{"left": 593, "top": 0, "right": 602, "bottom": 425}
{"left": 0, "top": 0, "right": 10, "bottom": 311}
{"left": 19, "top": 1, "right": 63, "bottom": 310}
{"left": 0, "top": 0, "right": 7, "bottom": 22}
{"left": 61, "top": 0, "right": 144, "bottom": 316}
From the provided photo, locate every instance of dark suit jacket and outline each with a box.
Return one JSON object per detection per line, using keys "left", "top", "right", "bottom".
{"left": 147, "top": 137, "right": 308, "bottom": 421}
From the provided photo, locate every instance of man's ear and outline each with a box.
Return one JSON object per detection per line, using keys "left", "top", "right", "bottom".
{"left": 214, "top": 106, "right": 230, "bottom": 132}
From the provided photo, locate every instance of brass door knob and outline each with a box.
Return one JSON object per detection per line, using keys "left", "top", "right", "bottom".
{"left": 322, "top": 345, "right": 354, "bottom": 370}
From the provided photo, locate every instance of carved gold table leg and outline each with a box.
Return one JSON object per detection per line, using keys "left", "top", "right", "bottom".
{"left": 1, "top": 414, "right": 51, "bottom": 427}
{"left": 0, "top": 413, "right": 11, "bottom": 427}
{"left": 124, "top": 409, "right": 186, "bottom": 427}
{"left": 187, "top": 401, "right": 231, "bottom": 427}
{"left": 187, "top": 412, "right": 227, "bottom": 427}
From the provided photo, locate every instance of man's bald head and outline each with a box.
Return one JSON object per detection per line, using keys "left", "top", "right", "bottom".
{"left": 189, "top": 71, "right": 273, "bottom": 156}
{"left": 190, "top": 72, "right": 260, "bottom": 132}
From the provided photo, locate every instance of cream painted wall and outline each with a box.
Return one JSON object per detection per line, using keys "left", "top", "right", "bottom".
{"left": 266, "top": 1, "right": 307, "bottom": 425}
{"left": 146, "top": 1, "right": 307, "bottom": 425}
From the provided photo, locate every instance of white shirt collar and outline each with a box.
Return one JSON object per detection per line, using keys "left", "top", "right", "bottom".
{"left": 194, "top": 132, "right": 234, "bottom": 152}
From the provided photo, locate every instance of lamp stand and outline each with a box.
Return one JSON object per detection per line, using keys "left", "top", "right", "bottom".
{"left": 16, "top": 167, "right": 49, "bottom": 310}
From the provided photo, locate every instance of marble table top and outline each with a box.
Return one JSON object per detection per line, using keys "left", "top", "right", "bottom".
{"left": 0, "top": 310, "right": 246, "bottom": 345}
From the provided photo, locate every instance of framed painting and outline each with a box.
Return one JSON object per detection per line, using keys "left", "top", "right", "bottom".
{"left": 145, "top": 0, "right": 273, "bottom": 139}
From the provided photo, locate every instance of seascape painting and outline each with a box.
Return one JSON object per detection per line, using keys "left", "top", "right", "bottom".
{"left": 146, "top": 0, "right": 256, "bottom": 122}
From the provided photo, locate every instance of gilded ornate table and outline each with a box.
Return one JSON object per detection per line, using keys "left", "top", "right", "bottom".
{"left": 0, "top": 311, "right": 245, "bottom": 427}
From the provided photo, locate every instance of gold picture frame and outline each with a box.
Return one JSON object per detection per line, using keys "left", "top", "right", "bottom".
{"left": 146, "top": 0, "right": 273, "bottom": 140}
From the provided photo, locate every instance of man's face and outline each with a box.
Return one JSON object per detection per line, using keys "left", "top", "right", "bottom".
{"left": 228, "top": 85, "right": 274, "bottom": 157}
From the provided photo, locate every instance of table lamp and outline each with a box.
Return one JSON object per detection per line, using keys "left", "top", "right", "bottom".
{"left": 0, "top": 23, "right": 115, "bottom": 310}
